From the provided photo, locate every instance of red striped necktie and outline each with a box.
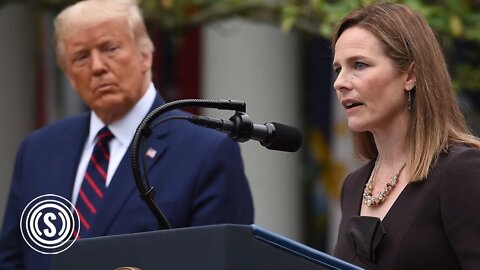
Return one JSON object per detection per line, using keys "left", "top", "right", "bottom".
{"left": 75, "top": 127, "right": 114, "bottom": 238}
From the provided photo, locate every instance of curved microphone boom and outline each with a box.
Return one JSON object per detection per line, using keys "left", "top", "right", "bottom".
{"left": 131, "top": 99, "right": 302, "bottom": 231}
{"left": 131, "top": 99, "right": 247, "bottom": 230}
{"left": 188, "top": 112, "right": 302, "bottom": 152}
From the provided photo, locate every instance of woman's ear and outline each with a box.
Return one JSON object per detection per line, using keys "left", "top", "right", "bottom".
{"left": 405, "top": 62, "right": 416, "bottom": 91}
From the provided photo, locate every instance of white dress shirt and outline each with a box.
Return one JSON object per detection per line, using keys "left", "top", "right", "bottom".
{"left": 71, "top": 84, "right": 156, "bottom": 205}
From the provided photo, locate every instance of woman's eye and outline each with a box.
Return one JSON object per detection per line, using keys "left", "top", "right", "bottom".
{"left": 354, "top": 62, "right": 367, "bottom": 70}
{"left": 334, "top": 67, "right": 341, "bottom": 74}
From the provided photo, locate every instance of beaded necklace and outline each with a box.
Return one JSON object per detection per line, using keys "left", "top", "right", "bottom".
{"left": 363, "top": 160, "right": 407, "bottom": 207}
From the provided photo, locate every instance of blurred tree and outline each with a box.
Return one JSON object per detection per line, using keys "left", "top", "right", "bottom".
{"left": 3, "top": 0, "right": 480, "bottom": 90}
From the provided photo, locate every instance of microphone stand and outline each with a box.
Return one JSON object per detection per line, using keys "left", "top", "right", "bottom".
{"left": 130, "top": 99, "right": 246, "bottom": 230}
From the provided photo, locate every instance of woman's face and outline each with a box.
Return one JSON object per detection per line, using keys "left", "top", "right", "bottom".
{"left": 333, "top": 26, "right": 414, "bottom": 133}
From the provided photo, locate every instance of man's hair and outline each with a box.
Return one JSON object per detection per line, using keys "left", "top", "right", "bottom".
{"left": 54, "top": 0, "right": 154, "bottom": 70}
{"left": 332, "top": 3, "right": 480, "bottom": 181}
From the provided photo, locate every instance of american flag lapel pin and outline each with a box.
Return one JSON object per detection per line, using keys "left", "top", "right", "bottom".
{"left": 145, "top": 147, "right": 157, "bottom": 158}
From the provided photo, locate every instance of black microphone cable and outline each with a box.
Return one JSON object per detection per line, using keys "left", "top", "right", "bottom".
{"left": 130, "top": 99, "right": 302, "bottom": 230}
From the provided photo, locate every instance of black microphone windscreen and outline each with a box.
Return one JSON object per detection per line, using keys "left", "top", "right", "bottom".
{"left": 262, "top": 122, "right": 302, "bottom": 152}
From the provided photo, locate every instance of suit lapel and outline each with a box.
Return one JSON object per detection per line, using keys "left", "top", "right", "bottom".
{"left": 50, "top": 114, "right": 90, "bottom": 199}
{"left": 143, "top": 123, "right": 170, "bottom": 172}
{"left": 141, "top": 92, "right": 171, "bottom": 172}
{"left": 92, "top": 147, "right": 137, "bottom": 236}
{"left": 140, "top": 95, "right": 170, "bottom": 171}
{"left": 91, "top": 92, "right": 171, "bottom": 235}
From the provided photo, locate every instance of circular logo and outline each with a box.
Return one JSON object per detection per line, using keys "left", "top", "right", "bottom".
{"left": 20, "top": 194, "right": 80, "bottom": 254}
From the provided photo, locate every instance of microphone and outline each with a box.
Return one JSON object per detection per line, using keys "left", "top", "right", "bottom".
{"left": 188, "top": 112, "right": 302, "bottom": 152}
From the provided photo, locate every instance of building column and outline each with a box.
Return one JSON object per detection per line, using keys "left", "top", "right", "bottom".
{"left": 202, "top": 19, "right": 303, "bottom": 240}
{"left": 0, "top": 4, "right": 36, "bottom": 225}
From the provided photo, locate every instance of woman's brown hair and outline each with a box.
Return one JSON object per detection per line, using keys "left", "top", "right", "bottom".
{"left": 332, "top": 3, "right": 480, "bottom": 181}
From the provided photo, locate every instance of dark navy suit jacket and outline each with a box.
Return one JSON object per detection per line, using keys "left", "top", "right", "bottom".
{"left": 0, "top": 94, "right": 254, "bottom": 269}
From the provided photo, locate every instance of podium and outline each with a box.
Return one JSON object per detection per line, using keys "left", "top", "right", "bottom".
{"left": 51, "top": 224, "right": 362, "bottom": 270}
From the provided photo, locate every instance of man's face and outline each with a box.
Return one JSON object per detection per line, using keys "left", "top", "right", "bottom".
{"left": 63, "top": 18, "right": 151, "bottom": 124}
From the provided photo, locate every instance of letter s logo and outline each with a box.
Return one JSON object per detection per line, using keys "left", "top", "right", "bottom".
{"left": 20, "top": 194, "right": 80, "bottom": 254}
{"left": 43, "top": 212, "right": 57, "bottom": 237}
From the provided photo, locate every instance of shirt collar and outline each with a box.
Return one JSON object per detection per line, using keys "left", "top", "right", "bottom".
{"left": 88, "top": 83, "right": 157, "bottom": 146}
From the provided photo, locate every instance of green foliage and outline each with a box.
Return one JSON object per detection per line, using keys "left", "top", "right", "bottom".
{"left": 3, "top": 0, "right": 480, "bottom": 90}
{"left": 7, "top": 0, "right": 480, "bottom": 42}
{"left": 455, "top": 64, "right": 480, "bottom": 91}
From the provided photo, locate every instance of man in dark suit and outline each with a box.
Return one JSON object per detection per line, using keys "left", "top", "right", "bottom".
{"left": 0, "top": 0, "right": 254, "bottom": 269}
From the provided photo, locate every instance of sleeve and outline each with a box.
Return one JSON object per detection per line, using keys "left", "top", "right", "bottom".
{"left": 441, "top": 148, "right": 480, "bottom": 269}
{"left": 190, "top": 136, "right": 254, "bottom": 226}
{"left": 0, "top": 139, "right": 27, "bottom": 269}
